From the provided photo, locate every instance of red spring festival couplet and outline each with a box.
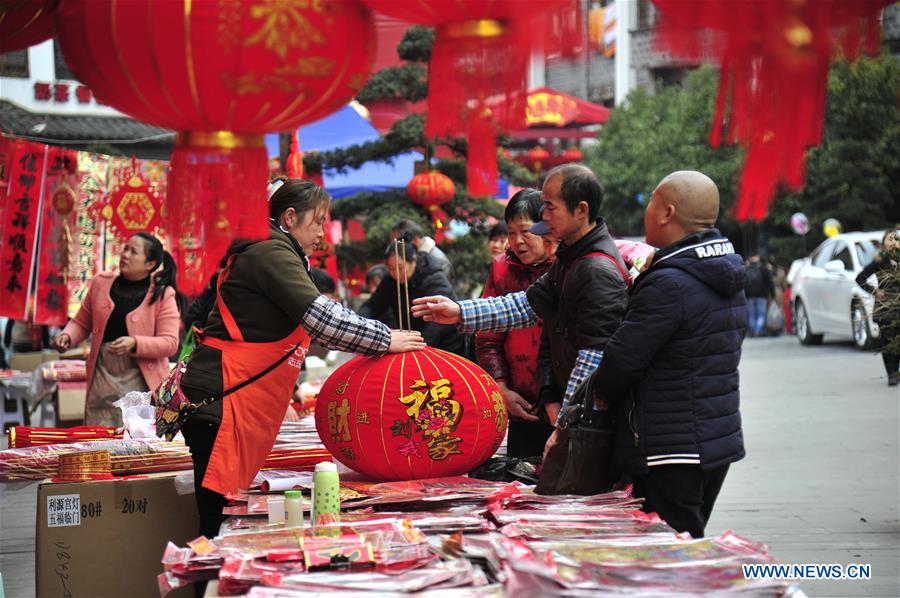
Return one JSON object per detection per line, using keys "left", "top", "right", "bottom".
{"left": 56, "top": 0, "right": 376, "bottom": 293}
{"left": 34, "top": 146, "right": 79, "bottom": 326}
{"left": 315, "top": 348, "right": 508, "bottom": 481}
{"left": 0, "top": 140, "right": 46, "bottom": 319}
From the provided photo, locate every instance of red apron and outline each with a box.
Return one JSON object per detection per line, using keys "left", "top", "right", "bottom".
{"left": 198, "top": 261, "right": 310, "bottom": 496}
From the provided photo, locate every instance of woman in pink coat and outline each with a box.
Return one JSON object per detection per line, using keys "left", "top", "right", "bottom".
{"left": 54, "top": 233, "right": 181, "bottom": 426}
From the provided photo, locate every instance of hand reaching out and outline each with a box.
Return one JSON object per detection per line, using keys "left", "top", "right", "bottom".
{"left": 410, "top": 296, "right": 461, "bottom": 325}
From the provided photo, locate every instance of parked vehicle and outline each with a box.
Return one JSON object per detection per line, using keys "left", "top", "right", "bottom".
{"left": 790, "top": 231, "right": 885, "bottom": 349}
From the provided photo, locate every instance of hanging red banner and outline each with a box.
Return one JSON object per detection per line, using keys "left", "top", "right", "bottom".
{"left": 0, "top": 140, "right": 47, "bottom": 320}
{"left": 34, "top": 146, "right": 79, "bottom": 326}
{"left": 67, "top": 152, "right": 110, "bottom": 317}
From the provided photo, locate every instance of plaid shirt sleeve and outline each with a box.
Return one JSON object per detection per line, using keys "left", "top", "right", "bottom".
{"left": 557, "top": 348, "right": 604, "bottom": 426}
{"left": 457, "top": 291, "right": 538, "bottom": 334}
{"left": 302, "top": 296, "right": 390, "bottom": 355}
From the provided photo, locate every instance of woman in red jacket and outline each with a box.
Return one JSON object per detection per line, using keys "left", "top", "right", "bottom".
{"left": 53, "top": 233, "right": 182, "bottom": 426}
{"left": 476, "top": 189, "right": 558, "bottom": 458}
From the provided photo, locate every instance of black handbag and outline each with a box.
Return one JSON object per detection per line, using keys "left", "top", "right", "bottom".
{"left": 535, "top": 374, "right": 617, "bottom": 495}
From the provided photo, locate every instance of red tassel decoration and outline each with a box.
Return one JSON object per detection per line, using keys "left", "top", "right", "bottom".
{"left": 165, "top": 133, "right": 269, "bottom": 296}
{"left": 652, "top": 0, "right": 890, "bottom": 221}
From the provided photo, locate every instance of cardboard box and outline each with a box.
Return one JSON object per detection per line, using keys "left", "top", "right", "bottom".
{"left": 36, "top": 474, "right": 198, "bottom": 598}
{"left": 56, "top": 382, "right": 86, "bottom": 423}
{"left": 9, "top": 351, "right": 58, "bottom": 373}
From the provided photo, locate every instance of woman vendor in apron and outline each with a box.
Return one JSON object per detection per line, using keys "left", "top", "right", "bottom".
{"left": 179, "top": 179, "right": 425, "bottom": 542}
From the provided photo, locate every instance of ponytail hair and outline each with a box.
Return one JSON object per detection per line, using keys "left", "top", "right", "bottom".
{"left": 133, "top": 232, "right": 184, "bottom": 308}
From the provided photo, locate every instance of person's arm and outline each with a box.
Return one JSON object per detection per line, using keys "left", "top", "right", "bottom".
{"left": 855, "top": 260, "right": 879, "bottom": 295}
{"left": 302, "top": 296, "right": 392, "bottom": 355}
{"left": 133, "top": 288, "right": 180, "bottom": 359}
{"left": 591, "top": 273, "right": 683, "bottom": 402}
{"left": 474, "top": 268, "right": 510, "bottom": 382}
{"left": 183, "top": 276, "right": 218, "bottom": 329}
{"left": 59, "top": 279, "right": 95, "bottom": 347}
{"left": 457, "top": 292, "right": 539, "bottom": 334}
{"left": 557, "top": 259, "right": 629, "bottom": 416}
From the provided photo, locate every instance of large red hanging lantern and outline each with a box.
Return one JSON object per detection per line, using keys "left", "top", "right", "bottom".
{"left": 0, "top": 0, "right": 58, "bottom": 53}
{"left": 406, "top": 171, "right": 455, "bottom": 243}
{"left": 362, "top": 0, "right": 578, "bottom": 197}
{"left": 315, "top": 348, "right": 507, "bottom": 481}
{"left": 652, "top": 0, "right": 889, "bottom": 221}
{"left": 56, "top": 0, "right": 375, "bottom": 294}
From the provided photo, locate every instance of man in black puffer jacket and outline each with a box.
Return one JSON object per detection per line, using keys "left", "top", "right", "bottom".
{"left": 591, "top": 170, "right": 747, "bottom": 538}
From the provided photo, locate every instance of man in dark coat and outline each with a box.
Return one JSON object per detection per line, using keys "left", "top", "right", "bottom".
{"left": 590, "top": 170, "right": 747, "bottom": 538}
{"left": 360, "top": 242, "right": 466, "bottom": 356}
{"left": 411, "top": 164, "right": 630, "bottom": 459}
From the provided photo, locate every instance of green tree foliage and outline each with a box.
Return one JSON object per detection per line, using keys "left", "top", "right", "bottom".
{"left": 586, "top": 55, "right": 899, "bottom": 267}
{"left": 768, "top": 52, "right": 900, "bottom": 262}
{"left": 585, "top": 66, "right": 742, "bottom": 238}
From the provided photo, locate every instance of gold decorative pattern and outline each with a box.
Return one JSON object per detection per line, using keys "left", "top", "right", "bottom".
{"left": 245, "top": 2, "right": 326, "bottom": 59}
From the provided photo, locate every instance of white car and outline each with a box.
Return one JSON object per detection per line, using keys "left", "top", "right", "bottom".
{"left": 791, "top": 230, "right": 885, "bottom": 350}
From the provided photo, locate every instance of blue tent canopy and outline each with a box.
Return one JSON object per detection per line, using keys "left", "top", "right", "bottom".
{"left": 266, "top": 105, "right": 508, "bottom": 200}
{"left": 266, "top": 106, "right": 421, "bottom": 199}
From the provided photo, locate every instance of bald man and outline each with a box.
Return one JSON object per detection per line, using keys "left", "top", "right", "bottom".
{"left": 589, "top": 170, "right": 748, "bottom": 538}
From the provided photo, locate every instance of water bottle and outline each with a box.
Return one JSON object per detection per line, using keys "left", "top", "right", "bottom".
{"left": 311, "top": 461, "right": 340, "bottom": 527}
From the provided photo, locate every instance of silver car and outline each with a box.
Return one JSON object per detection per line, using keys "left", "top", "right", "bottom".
{"left": 791, "top": 230, "right": 885, "bottom": 350}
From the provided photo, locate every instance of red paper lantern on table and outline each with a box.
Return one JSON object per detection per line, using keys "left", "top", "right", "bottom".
{"left": 652, "top": 0, "right": 889, "bottom": 221}
{"left": 56, "top": 0, "right": 375, "bottom": 294}
{"left": 362, "top": 0, "right": 578, "bottom": 197}
{"left": 0, "top": 0, "right": 58, "bottom": 53}
{"left": 315, "top": 348, "right": 508, "bottom": 481}
{"left": 406, "top": 171, "right": 455, "bottom": 243}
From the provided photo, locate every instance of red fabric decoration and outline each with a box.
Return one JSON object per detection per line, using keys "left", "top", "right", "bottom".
{"left": 105, "top": 168, "right": 163, "bottom": 242}
{"left": 0, "top": 139, "right": 46, "bottom": 320}
{"left": 407, "top": 170, "right": 455, "bottom": 242}
{"left": 362, "top": 0, "right": 575, "bottom": 196}
{"left": 34, "top": 146, "right": 78, "bottom": 326}
{"left": 315, "top": 348, "right": 507, "bottom": 481}
{"left": 652, "top": 0, "right": 890, "bottom": 221}
{"left": 56, "top": 0, "right": 375, "bottom": 293}
{"left": 0, "top": 0, "right": 58, "bottom": 53}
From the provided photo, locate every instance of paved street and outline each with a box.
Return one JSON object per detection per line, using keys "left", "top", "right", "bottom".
{"left": 709, "top": 336, "right": 899, "bottom": 597}
{"left": 2, "top": 335, "right": 898, "bottom": 597}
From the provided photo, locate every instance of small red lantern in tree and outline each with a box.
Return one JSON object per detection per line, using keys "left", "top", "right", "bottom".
{"left": 406, "top": 171, "right": 455, "bottom": 243}
{"left": 315, "top": 347, "right": 507, "bottom": 481}
{"left": 562, "top": 147, "right": 583, "bottom": 163}
{"left": 523, "top": 146, "right": 551, "bottom": 173}
{"left": 56, "top": 0, "right": 375, "bottom": 294}
{"left": 0, "top": 0, "right": 58, "bottom": 53}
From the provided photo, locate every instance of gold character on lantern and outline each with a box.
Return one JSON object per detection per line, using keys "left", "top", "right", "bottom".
{"left": 356, "top": 411, "right": 370, "bottom": 425}
{"left": 339, "top": 446, "right": 358, "bottom": 461}
{"left": 396, "top": 378, "right": 464, "bottom": 462}
{"left": 327, "top": 398, "right": 351, "bottom": 443}
{"left": 491, "top": 391, "right": 507, "bottom": 433}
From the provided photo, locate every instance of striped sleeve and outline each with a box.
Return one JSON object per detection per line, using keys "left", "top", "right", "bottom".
{"left": 458, "top": 291, "right": 538, "bottom": 334}
{"left": 302, "top": 296, "right": 390, "bottom": 355}
{"left": 557, "top": 348, "right": 604, "bottom": 426}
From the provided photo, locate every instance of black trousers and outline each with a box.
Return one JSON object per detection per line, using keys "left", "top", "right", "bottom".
{"left": 877, "top": 324, "right": 899, "bottom": 376}
{"left": 182, "top": 420, "right": 229, "bottom": 538}
{"left": 632, "top": 464, "right": 730, "bottom": 538}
